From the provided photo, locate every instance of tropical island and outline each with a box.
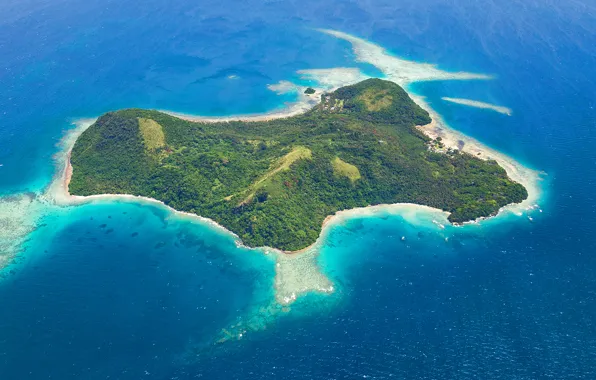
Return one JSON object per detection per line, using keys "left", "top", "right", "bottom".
{"left": 69, "top": 79, "right": 527, "bottom": 251}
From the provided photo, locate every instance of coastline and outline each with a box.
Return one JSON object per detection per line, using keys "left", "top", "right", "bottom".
{"left": 50, "top": 117, "right": 452, "bottom": 306}
{"left": 314, "top": 28, "right": 543, "bottom": 218}
{"left": 40, "top": 29, "right": 544, "bottom": 304}
{"left": 281, "top": 202, "right": 450, "bottom": 255}
{"left": 163, "top": 83, "right": 324, "bottom": 123}
{"left": 413, "top": 98, "right": 542, "bottom": 218}
{"left": 53, "top": 119, "right": 451, "bottom": 257}
{"left": 53, "top": 108, "right": 538, "bottom": 260}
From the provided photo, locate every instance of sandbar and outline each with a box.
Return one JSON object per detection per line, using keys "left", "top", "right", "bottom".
{"left": 442, "top": 97, "right": 512, "bottom": 115}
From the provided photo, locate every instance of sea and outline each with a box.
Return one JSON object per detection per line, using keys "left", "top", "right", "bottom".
{"left": 1, "top": 0, "right": 596, "bottom": 379}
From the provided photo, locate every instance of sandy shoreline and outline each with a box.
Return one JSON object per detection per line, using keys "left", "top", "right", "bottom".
{"left": 281, "top": 201, "right": 450, "bottom": 255}
{"left": 48, "top": 114, "right": 453, "bottom": 308}
{"left": 51, "top": 95, "right": 541, "bottom": 258}
{"left": 52, "top": 113, "right": 537, "bottom": 260}
{"left": 38, "top": 28, "right": 545, "bottom": 305}
{"left": 413, "top": 98, "right": 542, "bottom": 217}
{"left": 164, "top": 84, "right": 324, "bottom": 123}
{"left": 42, "top": 92, "right": 542, "bottom": 307}
{"left": 53, "top": 117, "right": 450, "bottom": 259}
{"left": 55, "top": 150, "right": 247, "bottom": 248}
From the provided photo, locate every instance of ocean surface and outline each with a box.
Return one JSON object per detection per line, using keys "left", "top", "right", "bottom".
{"left": 1, "top": 0, "right": 596, "bottom": 379}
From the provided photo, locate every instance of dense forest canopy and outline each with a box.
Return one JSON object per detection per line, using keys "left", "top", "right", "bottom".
{"left": 70, "top": 79, "right": 527, "bottom": 251}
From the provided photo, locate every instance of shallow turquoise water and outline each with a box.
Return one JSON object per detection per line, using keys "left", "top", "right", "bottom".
{"left": 1, "top": 0, "right": 596, "bottom": 378}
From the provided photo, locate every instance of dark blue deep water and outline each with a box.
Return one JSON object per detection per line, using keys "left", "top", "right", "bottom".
{"left": 1, "top": 0, "right": 596, "bottom": 379}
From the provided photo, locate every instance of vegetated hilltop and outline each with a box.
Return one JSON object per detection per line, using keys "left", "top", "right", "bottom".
{"left": 70, "top": 79, "right": 527, "bottom": 251}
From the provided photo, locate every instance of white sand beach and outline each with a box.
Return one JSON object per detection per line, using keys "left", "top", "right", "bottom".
{"left": 164, "top": 81, "right": 323, "bottom": 123}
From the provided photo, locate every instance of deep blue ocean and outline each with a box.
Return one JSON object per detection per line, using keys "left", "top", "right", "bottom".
{"left": 1, "top": 0, "right": 596, "bottom": 379}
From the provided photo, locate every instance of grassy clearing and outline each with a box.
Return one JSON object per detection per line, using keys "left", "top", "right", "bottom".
{"left": 358, "top": 88, "right": 393, "bottom": 111}
{"left": 238, "top": 146, "right": 312, "bottom": 204}
{"left": 332, "top": 157, "right": 361, "bottom": 182}
{"left": 138, "top": 118, "right": 165, "bottom": 150}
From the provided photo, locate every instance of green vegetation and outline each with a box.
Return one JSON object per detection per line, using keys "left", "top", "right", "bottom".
{"left": 358, "top": 88, "right": 392, "bottom": 111}
{"left": 138, "top": 118, "right": 165, "bottom": 150}
{"left": 70, "top": 79, "right": 527, "bottom": 251}
{"left": 332, "top": 157, "right": 361, "bottom": 182}
{"left": 234, "top": 146, "right": 312, "bottom": 205}
{"left": 304, "top": 87, "right": 316, "bottom": 95}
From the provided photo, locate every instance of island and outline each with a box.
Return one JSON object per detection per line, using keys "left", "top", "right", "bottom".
{"left": 69, "top": 79, "right": 527, "bottom": 251}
